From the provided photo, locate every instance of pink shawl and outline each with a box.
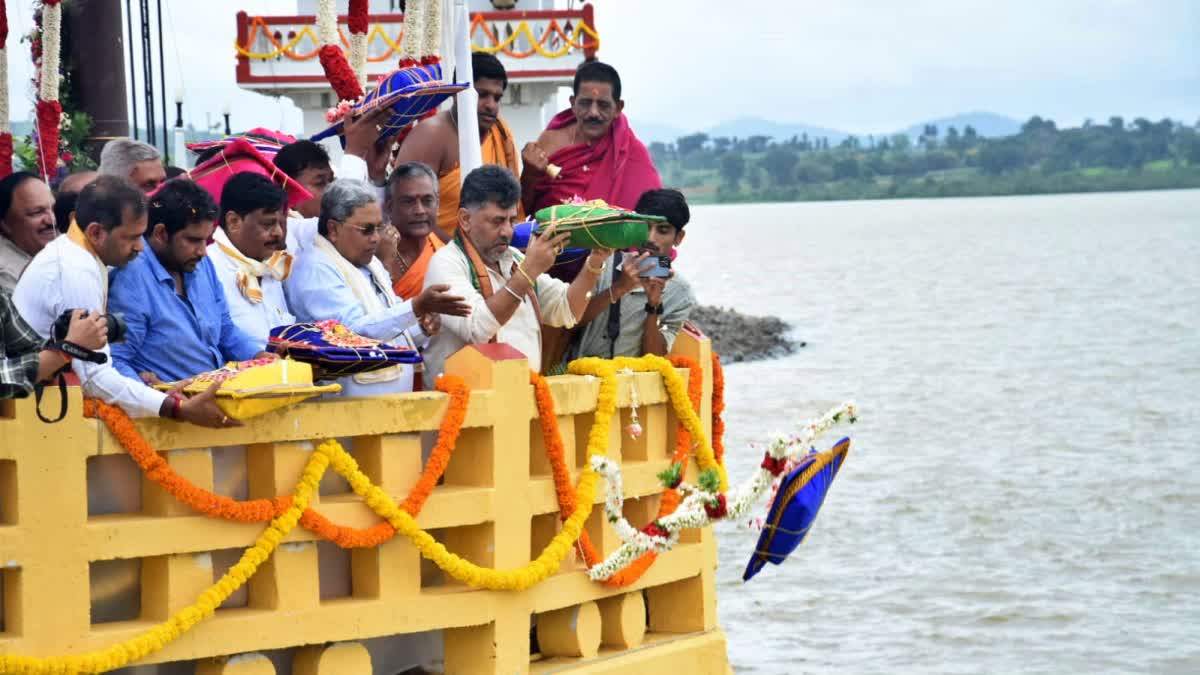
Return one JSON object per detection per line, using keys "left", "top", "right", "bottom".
{"left": 531, "top": 110, "right": 662, "bottom": 213}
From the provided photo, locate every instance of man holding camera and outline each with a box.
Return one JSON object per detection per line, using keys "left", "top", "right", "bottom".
{"left": 421, "top": 165, "right": 610, "bottom": 380}
{"left": 0, "top": 291, "right": 108, "bottom": 399}
{"left": 12, "top": 176, "right": 235, "bottom": 427}
{"left": 571, "top": 189, "right": 696, "bottom": 359}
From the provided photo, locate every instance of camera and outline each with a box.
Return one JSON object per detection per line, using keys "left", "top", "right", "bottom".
{"left": 638, "top": 255, "right": 671, "bottom": 278}
{"left": 49, "top": 310, "right": 126, "bottom": 364}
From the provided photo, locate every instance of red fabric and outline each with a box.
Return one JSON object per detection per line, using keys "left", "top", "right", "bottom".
{"left": 0, "top": 1, "right": 8, "bottom": 42}
{"left": 348, "top": 0, "right": 369, "bottom": 34}
{"left": 530, "top": 109, "right": 662, "bottom": 213}
{"left": 318, "top": 44, "right": 364, "bottom": 101}
{"left": 0, "top": 133, "right": 12, "bottom": 180}
{"left": 186, "top": 137, "right": 313, "bottom": 209}
{"left": 35, "top": 99, "right": 61, "bottom": 180}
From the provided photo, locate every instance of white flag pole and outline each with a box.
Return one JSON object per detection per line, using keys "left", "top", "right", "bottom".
{"left": 454, "top": 0, "right": 482, "bottom": 184}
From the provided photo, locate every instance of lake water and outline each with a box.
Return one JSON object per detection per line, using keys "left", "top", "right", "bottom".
{"left": 674, "top": 190, "right": 1200, "bottom": 674}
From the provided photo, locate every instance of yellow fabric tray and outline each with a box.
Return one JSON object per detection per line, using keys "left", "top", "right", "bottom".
{"left": 156, "top": 359, "right": 341, "bottom": 419}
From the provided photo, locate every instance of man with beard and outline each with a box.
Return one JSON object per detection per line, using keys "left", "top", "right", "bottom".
{"left": 376, "top": 162, "right": 445, "bottom": 300}
{"left": 285, "top": 179, "right": 470, "bottom": 395}
{"left": 14, "top": 176, "right": 236, "bottom": 426}
{"left": 209, "top": 173, "right": 294, "bottom": 342}
{"left": 394, "top": 52, "right": 522, "bottom": 236}
{"left": 108, "top": 179, "right": 271, "bottom": 384}
{"left": 0, "top": 172, "right": 58, "bottom": 292}
{"left": 421, "top": 166, "right": 610, "bottom": 380}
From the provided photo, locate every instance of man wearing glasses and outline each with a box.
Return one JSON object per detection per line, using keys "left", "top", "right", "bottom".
{"left": 284, "top": 179, "right": 469, "bottom": 394}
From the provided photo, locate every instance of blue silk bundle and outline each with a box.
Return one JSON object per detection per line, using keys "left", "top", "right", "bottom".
{"left": 311, "top": 64, "right": 467, "bottom": 144}
{"left": 743, "top": 437, "right": 851, "bottom": 581}
{"left": 267, "top": 323, "right": 421, "bottom": 377}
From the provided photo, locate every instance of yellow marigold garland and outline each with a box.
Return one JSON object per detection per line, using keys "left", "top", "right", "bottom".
{"left": 0, "top": 444, "right": 329, "bottom": 674}
{"left": 0, "top": 355, "right": 716, "bottom": 668}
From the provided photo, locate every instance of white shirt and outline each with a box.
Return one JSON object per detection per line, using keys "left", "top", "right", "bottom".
{"left": 421, "top": 243, "right": 577, "bottom": 382}
{"left": 207, "top": 242, "right": 295, "bottom": 344}
{"left": 12, "top": 236, "right": 167, "bottom": 417}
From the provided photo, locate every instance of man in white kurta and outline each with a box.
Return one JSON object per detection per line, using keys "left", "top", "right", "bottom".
{"left": 208, "top": 172, "right": 295, "bottom": 343}
{"left": 420, "top": 165, "right": 609, "bottom": 381}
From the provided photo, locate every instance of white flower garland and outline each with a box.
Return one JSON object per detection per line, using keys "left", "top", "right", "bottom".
{"left": 0, "top": 44, "right": 9, "bottom": 135}
{"left": 397, "top": 0, "right": 424, "bottom": 61}
{"left": 315, "top": 0, "right": 338, "bottom": 46}
{"left": 586, "top": 401, "right": 859, "bottom": 581}
{"left": 349, "top": 32, "right": 368, "bottom": 87}
{"left": 38, "top": 0, "right": 62, "bottom": 102}
{"left": 421, "top": 0, "right": 441, "bottom": 59}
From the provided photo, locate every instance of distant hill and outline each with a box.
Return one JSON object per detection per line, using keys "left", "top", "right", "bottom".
{"left": 897, "top": 111, "right": 1021, "bottom": 139}
{"left": 633, "top": 111, "right": 1024, "bottom": 146}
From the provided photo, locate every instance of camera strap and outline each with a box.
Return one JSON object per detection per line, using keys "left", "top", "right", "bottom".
{"left": 606, "top": 251, "right": 623, "bottom": 359}
{"left": 33, "top": 373, "right": 69, "bottom": 424}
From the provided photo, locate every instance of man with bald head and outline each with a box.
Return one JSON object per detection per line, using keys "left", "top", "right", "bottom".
{"left": 0, "top": 172, "right": 57, "bottom": 292}
{"left": 54, "top": 170, "right": 99, "bottom": 234}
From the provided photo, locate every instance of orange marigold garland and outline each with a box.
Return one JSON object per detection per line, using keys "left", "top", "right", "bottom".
{"left": 82, "top": 374, "right": 470, "bottom": 548}
{"left": 534, "top": 356, "right": 722, "bottom": 587}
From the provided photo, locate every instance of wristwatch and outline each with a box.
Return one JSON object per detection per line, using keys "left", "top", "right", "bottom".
{"left": 643, "top": 302, "right": 664, "bottom": 315}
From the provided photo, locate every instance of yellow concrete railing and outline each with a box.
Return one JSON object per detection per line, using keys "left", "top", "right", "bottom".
{"left": 0, "top": 333, "right": 730, "bottom": 674}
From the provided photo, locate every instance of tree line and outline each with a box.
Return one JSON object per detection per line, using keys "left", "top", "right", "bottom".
{"left": 648, "top": 116, "right": 1200, "bottom": 203}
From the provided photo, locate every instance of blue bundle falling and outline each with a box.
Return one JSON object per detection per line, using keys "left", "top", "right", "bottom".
{"left": 743, "top": 438, "right": 851, "bottom": 581}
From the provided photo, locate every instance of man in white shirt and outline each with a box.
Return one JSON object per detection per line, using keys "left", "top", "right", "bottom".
{"left": 209, "top": 172, "right": 294, "bottom": 343}
{"left": 285, "top": 179, "right": 469, "bottom": 396}
{"left": 13, "top": 175, "right": 235, "bottom": 427}
{"left": 422, "top": 166, "right": 610, "bottom": 380}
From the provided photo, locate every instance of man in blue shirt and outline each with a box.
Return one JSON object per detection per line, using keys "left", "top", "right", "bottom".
{"left": 109, "top": 179, "right": 271, "bottom": 384}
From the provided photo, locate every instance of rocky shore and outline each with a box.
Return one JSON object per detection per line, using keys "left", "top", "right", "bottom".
{"left": 688, "top": 306, "right": 800, "bottom": 362}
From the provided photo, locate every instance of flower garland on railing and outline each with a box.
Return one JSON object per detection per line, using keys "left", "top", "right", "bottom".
{"left": 33, "top": 0, "right": 62, "bottom": 180}
{"left": 347, "top": 0, "right": 369, "bottom": 89}
{"left": 316, "top": 0, "right": 364, "bottom": 105}
{"left": 585, "top": 400, "right": 858, "bottom": 581}
{"left": 0, "top": 0, "right": 13, "bottom": 179}
{"left": 0, "top": 443, "right": 328, "bottom": 674}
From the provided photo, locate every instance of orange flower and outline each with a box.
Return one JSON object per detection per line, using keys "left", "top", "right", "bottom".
{"left": 83, "top": 374, "right": 472, "bottom": 548}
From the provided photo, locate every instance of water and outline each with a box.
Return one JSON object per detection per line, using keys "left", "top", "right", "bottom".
{"left": 673, "top": 191, "right": 1200, "bottom": 674}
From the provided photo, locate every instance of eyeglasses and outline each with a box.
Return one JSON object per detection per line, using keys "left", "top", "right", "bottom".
{"left": 343, "top": 223, "right": 383, "bottom": 237}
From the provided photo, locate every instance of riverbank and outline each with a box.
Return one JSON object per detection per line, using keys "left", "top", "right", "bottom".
{"left": 689, "top": 306, "right": 799, "bottom": 362}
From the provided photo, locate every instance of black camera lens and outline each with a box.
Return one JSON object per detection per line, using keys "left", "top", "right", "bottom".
{"left": 104, "top": 313, "right": 127, "bottom": 343}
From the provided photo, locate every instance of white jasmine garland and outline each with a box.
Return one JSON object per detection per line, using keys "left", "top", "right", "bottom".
{"left": 397, "top": 0, "right": 424, "bottom": 60}
{"left": 0, "top": 46, "right": 9, "bottom": 135}
{"left": 349, "top": 32, "right": 368, "bottom": 87}
{"left": 39, "top": 1, "right": 62, "bottom": 102}
{"left": 316, "top": 0, "right": 338, "bottom": 46}
{"left": 586, "top": 401, "right": 858, "bottom": 581}
{"left": 421, "top": 0, "right": 441, "bottom": 58}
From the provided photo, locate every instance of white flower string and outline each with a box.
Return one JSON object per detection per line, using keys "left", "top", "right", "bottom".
{"left": 421, "top": 0, "right": 441, "bottom": 59}
{"left": 623, "top": 368, "right": 643, "bottom": 439}
{"left": 349, "top": 33, "right": 368, "bottom": 87}
{"left": 39, "top": 1, "right": 61, "bottom": 103}
{"left": 397, "top": 0, "right": 424, "bottom": 62}
{"left": 586, "top": 400, "right": 859, "bottom": 581}
{"left": 315, "top": 0, "right": 338, "bottom": 46}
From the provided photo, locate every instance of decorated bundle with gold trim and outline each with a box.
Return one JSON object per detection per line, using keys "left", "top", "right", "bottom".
{"left": 533, "top": 199, "right": 662, "bottom": 250}
{"left": 154, "top": 357, "right": 340, "bottom": 419}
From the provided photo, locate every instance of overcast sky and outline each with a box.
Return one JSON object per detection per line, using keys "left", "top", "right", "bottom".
{"left": 4, "top": 0, "right": 1197, "bottom": 135}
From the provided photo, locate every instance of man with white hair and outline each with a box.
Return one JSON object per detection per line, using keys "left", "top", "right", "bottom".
{"left": 284, "top": 179, "right": 469, "bottom": 395}
{"left": 99, "top": 138, "right": 166, "bottom": 194}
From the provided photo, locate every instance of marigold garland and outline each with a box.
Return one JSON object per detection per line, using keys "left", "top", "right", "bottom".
{"left": 0, "top": 441, "right": 328, "bottom": 674}
{"left": 82, "top": 375, "right": 470, "bottom": 548}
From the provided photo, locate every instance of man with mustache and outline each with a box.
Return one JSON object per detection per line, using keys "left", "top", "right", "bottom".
{"left": 107, "top": 179, "right": 272, "bottom": 385}
{"left": 394, "top": 52, "right": 522, "bottom": 237}
{"left": 376, "top": 162, "right": 445, "bottom": 300}
{"left": 0, "top": 172, "right": 58, "bottom": 292}
{"left": 14, "top": 176, "right": 237, "bottom": 427}
{"left": 520, "top": 61, "right": 662, "bottom": 277}
{"left": 209, "top": 173, "right": 295, "bottom": 342}
{"left": 421, "top": 166, "right": 611, "bottom": 380}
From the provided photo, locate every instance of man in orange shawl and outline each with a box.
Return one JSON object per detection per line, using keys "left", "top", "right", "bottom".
{"left": 378, "top": 162, "right": 445, "bottom": 299}
{"left": 394, "top": 52, "right": 521, "bottom": 238}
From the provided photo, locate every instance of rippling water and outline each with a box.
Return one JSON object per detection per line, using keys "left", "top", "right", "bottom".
{"left": 673, "top": 191, "right": 1200, "bottom": 674}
